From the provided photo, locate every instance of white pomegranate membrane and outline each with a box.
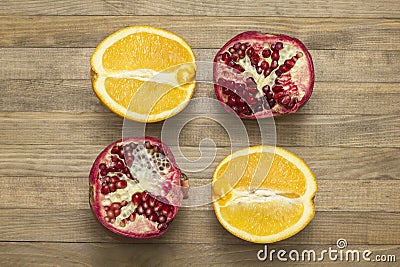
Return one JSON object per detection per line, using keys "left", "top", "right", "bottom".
{"left": 89, "top": 137, "right": 183, "bottom": 238}
{"left": 214, "top": 31, "right": 314, "bottom": 118}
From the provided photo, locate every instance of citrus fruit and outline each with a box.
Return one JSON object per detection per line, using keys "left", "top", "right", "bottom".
{"left": 212, "top": 146, "right": 317, "bottom": 243}
{"left": 90, "top": 26, "right": 196, "bottom": 122}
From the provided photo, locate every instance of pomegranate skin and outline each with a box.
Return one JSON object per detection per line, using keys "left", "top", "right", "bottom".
{"left": 214, "top": 31, "right": 314, "bottom": 118}
{"left": 89, "top": 136, "right": 182, "bottom": 238}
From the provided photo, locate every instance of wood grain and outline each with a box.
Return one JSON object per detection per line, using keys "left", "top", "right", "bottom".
{"left": 1, "top": 80, "right": 400, "bottom": 115}
{"left": 1, "top": 48, "right": 399, "bottom": 83}
{"left": 0, "top": 209, "right": 398, "bottom": 245}
{"left": 1, "top": 16, "right": 399, "bottom": 50}
{"left": 0, "top": 0, "right": 399, "bottom": 18}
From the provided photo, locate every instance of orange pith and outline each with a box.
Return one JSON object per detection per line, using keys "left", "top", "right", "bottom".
{"left": 212, "top": 146, "right": 317, "bottom": 243}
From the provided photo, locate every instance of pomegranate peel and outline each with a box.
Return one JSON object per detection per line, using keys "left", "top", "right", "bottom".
{"left": 214, "top": 31, "right": 314, "bottom": 118}
{"left": 89, "top": 136, "right": 188, "bottom": 238}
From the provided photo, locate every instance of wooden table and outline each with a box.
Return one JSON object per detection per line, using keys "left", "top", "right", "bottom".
{"left": 1, "top": 1, "right": 399, "bottom": 266}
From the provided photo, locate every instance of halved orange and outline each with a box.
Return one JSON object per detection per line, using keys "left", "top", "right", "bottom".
{"left": 212, "top": 146, "right": 317, "bottom": 243}
{"left": 90, "top": 26, "right": 196, "bottom": 122}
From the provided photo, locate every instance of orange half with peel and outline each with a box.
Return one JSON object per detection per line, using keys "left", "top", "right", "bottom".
{"left": 212, "top": 146, "right": 317, "bottom": 243}
{"left": 90, "top": 26, "right": 196, "bottom": 122}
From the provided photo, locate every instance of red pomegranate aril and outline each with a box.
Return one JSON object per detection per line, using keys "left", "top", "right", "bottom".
{"left": 262, "top": 49, "right": 271, "bottom": 58}
{"left": 231, "top": 53, "right": 239, "bottom": 62}
{"left": 110, "top": 202, "right": 121, "bottom": 210}
{"left": 148, "top": 197, "right": 157, "bottom": 207}
{"left": 108, "top": 167, "right": 116, "bottom": 173}
{"left": 233, "top": 42, "right": 241, "bottom": 50}
{"left": 264, "top": 68, "right": 271, "bottom": 77}
{"left": 154, "top": 203, "right": 163, "bottom": 213}
{"left": 158, "top": 215, "right": 167, "bottom": 223}
{"left": 111, "top": 146, "right": 119, "bottom": 154}
{"left": 280, "top": 95, "right": 291, "bottom": 106}
{"left": 251, "top": 54, "right": 260, "bottom": 65}
{"left": 104, "top": 216, "right": 110, "bottom": 223}
{"left": 108, "top": 183, "right": 117, "bottom": 192}
{"left": 227, "top": 60, "right": 235, "bottom": 67}
{"left": 256, "top": 66, "right": 263, "bottom": 74}
{"left": 114, "top": 209, "right": 121, "bottom": 217}
{"left": 260, "top": 60, "right": 269, "bottom": 70}
{"left": 116, "top": 180, "right": 127, "bottom": 189}
{"left": 296, "top": 51, "right": 304, "bottom": 58}
{"left": 106, "top": 210, "right": 115, "bottom": 219}
{"left": 100, "top": 169, "right": 108, "bottom": 176}
{"left": 118, "top": 150, "right": 124, "bottom": 159}
{"left": 119, "top": 220, "right": 126, "bottom": 227}
{"left": 161, "top": 205, "right": 170, "bottom": 216}
{"left": 270, "top": 43, "right": 275, "bottom": 50}
{"left": 99, "top": 163, "right": 107, "bottom": 170}
{"left": 121, "top": 200, "right": 128, "bottom": 206}
{"left": 240, "top": 43, "right": 247, "bottom": 51}
{"left": 157, "top": 223, "right": 167, "bottom": 231}
{"left": 285, "top": 59, "right": 295, "bottom": 68}
{"left": 272, "top": 85, "right": 283, "bottom": 93}
{"left": 129, "top": 213, "right": 136, "bottom": 222}
{"left": 246, "top": 47, "right": 255, "bottom": 56}
{"left": 111, "top": 156, "right": 118, "bottom": 163}
{"left": 142, "top": 200, "right": 149, "bottom": 209}
{"left": 145, "top": 207, "right": 153, "bottom": 216}
{"left": 275, "top": 42, "right": 283, "bottom": 50}
{"left": 101, "top": 185, "right": 110, "bottom": 195}
{"left": 268, "top": 98, "right": 276, "bottom": 108}
{"left": 237, "top": 49, "right": 245, "bottom": 59}
{"left": 271, "top": 60, "right": 278, "bottom": 69}
{"left": 115, "top": 161, "right": 124, "bottom": 170}
{"left": 149, "top": 214, "right": 158, "bottom": 222}
{"left": 142, "top": 192, "right": 150, "bottom": 202}
{"left": 271, "top": 51, "right": 280, "bottom": 61}
{"left": 136, "top": 205, "right": 144, "bottom": 215}
{"left": 229, "top": 47, "right": 236, "bottom": 54}
{"left": 110, "top": 176, "right": 119, "bottom": 183}
{"left": 132, "top": 192, "right": 142, "bottom": 205}
{"left": 221, "top": 52, "right": 230, "bottom": 62}
{"left": 262, "top": 85, "right": 270, "bottom": 94}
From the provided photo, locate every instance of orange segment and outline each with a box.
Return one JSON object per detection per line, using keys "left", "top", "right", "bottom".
{"left": 90, "top": 26, "right": 196, "bottom": 122}
{"left": 212, "top": 146, "right": 317, "bottom": 243}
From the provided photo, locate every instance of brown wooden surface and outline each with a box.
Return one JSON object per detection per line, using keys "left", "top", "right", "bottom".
{"left": 0, "top": 1, "right": 399, "bottom": 266}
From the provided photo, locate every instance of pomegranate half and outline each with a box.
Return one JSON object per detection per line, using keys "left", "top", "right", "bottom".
{"left": 214, "top": 31, "right": 314, "bottom": 118}
{"left": 89, "top": 137, "right": 184, "bottom": 238}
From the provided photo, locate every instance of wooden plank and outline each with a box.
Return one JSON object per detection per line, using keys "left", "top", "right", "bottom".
{"left": 0, "top": 175, "right": 398, "bottom": 212}
{"left": 0, "top": 0, "right": 399, "bottom": 18}
{"left": 1, "top": 80, "right": 400, "bottom": 115}
{"left": 0, "top": 242, "right": 398, "bottom": 266}
{"left": 1, "top": 146, "right": 399, "bottom": 181}
{"left": 1, "top": 48, "right": 400, "bottom": 83}
{"left": 0, "top": 113, "right": 398, "bottom": 147}
{"left": 1, "top": 16, "right": 400, "bottom": 50}
{"left": 0, "top": 209, "right": 398, "bottom": 245}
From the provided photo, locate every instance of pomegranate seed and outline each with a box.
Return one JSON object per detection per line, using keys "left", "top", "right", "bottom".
{"left": 114, "top": 209, "right": 121, "bottom": 217}
{"left": 234, "top": 64, "right": 245, "bottom": 73}
{"left": 227, "top": 60, "right": 235, "bottom": 67}
{"left": 227, "top": 96, "right": 236, "bottom": 106}
{"left": 149, "top": 214, "right": 158, "bottom": 222}
{"left": 116, "top": 180, "right": 127, "bottom": 189}
{"left": 161, "top": 205, "right": 170, "bottom": 216}
{"left": 129, "top": 213, "right": 136, "bottom": 221}
{"left": 251, "top": 54, "right": 260, "bottom": 65}
{"left": 122, "top": 167, "right": 130, "bottom": 174}
{"left": 240, "top": 43, "right": 247, "bottom": 51}
{"left": 233, "top": 42, "right": 241, "bottom": 50}
{"left": 132, "top": 192, "right": 142, "bottom": 205}
{"left": 105, "top": 176, "right": 112, "bottom": 183}
{"left": 148, "top": 197, "right": 157, "bottom": 207}
{"left": 111, "top": 146, "right": 119, "bottom": 154}
{"left": 145, "top": 207, "right": 153, "bottom": 216}
{"left": 237, "top": 49, "right": 245, "bottom": 59}
{"left": 121, "top": 200, "right": 128, "bottom": 206}
{"left": 232, "top": 106, "right": 240, "bottom": 113}
{"left": 119, "top": 220, "right": 126, "bottom": 227}
{"left": 256, "top": 66, "right": 263, "bottom": 74}
{"left": 246, "top": 47, "right": 255, "bottom": 57}
{"left": 268, "top": 98, "right": 276, "bottom": 108}
{"left": 110, "top": 202, "right": 121, "bottom": 210}
{"left": 145, "top": 141, "right": 152, "bottom": 150}
{"left": 106, "top": 210, "right": 115, "bottom": 218}
{"left": 272, "top": 85, "right": 283, "bottom": 93}
{"left": 270, "top": 43, "right": 275, "bottom": 50}
{"left": 280, "top": 65, "right": 289, "bottom": 73}
{"left": 279, "top": 95, "right": 291, "bottom": 106}
{"left": 125, "top": 158, "right": 132, "bottom": 167}
{"left": 109, "top": 183, "right": 117, "bottom": 192}
{"left": 296, "top": 52, "right": 304, "bottom": 58}
{"left": 101, "top": 186, "right": 110, "bottom": 195}
{"left": 110, "top": 218, "right": 116, "bottom": 224}
{"left": 142, "top": 192, "right": 150, "bottom": 202}
{"left": 110, "top": 176, "right": 119, "bottom": 183}
{"left": 291, "top": 56, "right": 298, "bottom": 62}
{"left": 104, "top": 216, "right": 110, "bottom": 223}
{"left": 262, "top": 49, "right": 271, "bottom": 58}
{"left": 264, "top": 68, "right": 271, "bottom": 77}
{"left": 288, "top": 97, "right": 298, "bottom": 109}
{"left": 271, "top": 51, "right": 280, "bottom": 61}
{"left": 275, "top": 70, "right": 283, "bottom": 77}
{"left": 100, "top": 169, "right": 108, "bottom": 176}
{"left": 154, "top": 203, "right": 163, "bottom": 213}
{"left": 99, "top": 163, "right": 107, "bottom": 170}
{"left": 111, "top": 156, "right": 118, "bottom": 163}
{"left": 271, "top": 60, "right": 278, "bottom": 69}
{"left": 115, "top": 161, "right": 124, "bottom": 170}
{"left": 235, "top": 83, "right": 245, "bottom": 91}
{"left": 158, "top": 215, "right": 167, "bottom": 223}
{"left": 118, "top": 150, "right": 124, "bottom": 159}
{"left": 262, "top": 85, "right": 270, "bottom": 94}
{"left": 218, "top": 78, "right": 226, "bottom": 87}
{"left": 136, "top": 205, "right": 144, "bottom": 215}
{"left": 275, "top": 42, "right": 283, "bottom": 50}
{"left": 260, "top": 60, "right": 269, "bottom": 70}
{"left": 142, "top": 200, "right": 149, "bottom": 209}
{"left": 157, "top": 223, "right": 167, "bottom": 230}
{"left": 284, "top": 59, "right": 295, "bottom": 68}
{"left": 221, "top": 52, "right": 230, "bottom": 62}
{"left": 108, "top": 167, "right": 116, "bottom": 173}
{"left": 229, "top": 47, "right": 236, "bottom": 54}
{"left": 104, "top": 206, "right": 110, "bottom": 211}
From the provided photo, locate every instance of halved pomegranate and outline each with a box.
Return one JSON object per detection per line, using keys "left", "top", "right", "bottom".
{"left": 89, "top": 137, "right": 186, "bottom": 238}
{"left": 214, "top": 31, "right": 314, "bottom": 118}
